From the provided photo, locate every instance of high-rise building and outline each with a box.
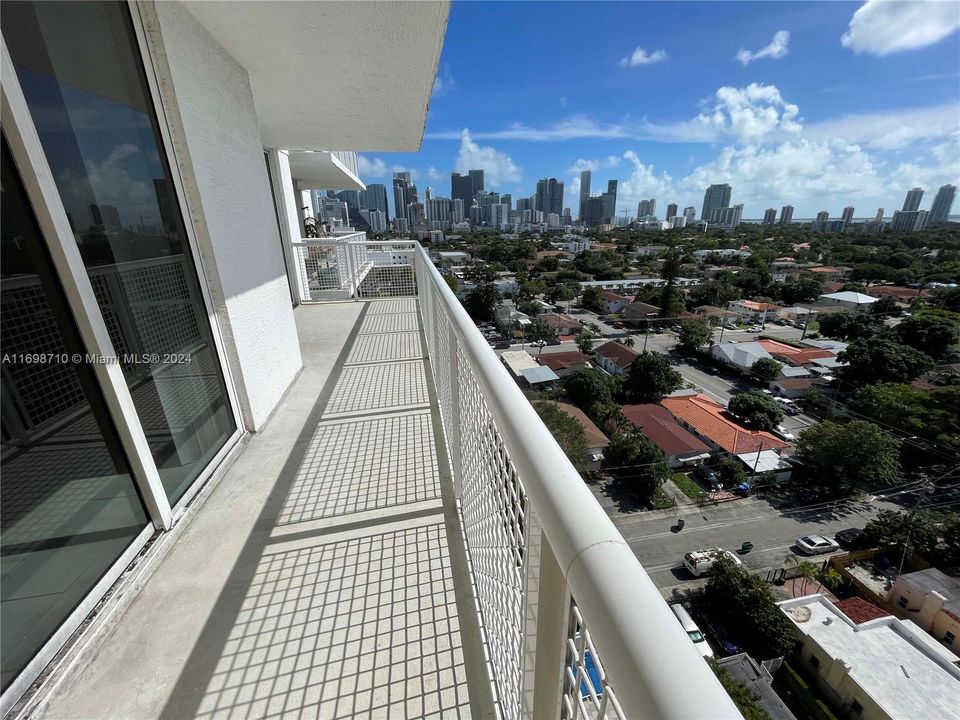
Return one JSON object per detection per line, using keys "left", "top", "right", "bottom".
{"left": 366, "top": 209, "right": 387, "bottom": 233}
{"left": 841, "top": 206, "right": 854, "bottom": 227}
{"left": 583, "top": 196, "right": 605, "bottom": 227}
{"left": 779, "top": 205, "right": 794, "bottom": 225}
{"left": 319, "top": 196, "right": 349, "bottom": 226}
{"left": 928, "top": 184, "right": 957, "bottom": 225}
{"left": 336, "top": 189, "right": 361, "bottom": 210}
{"left": 425, "top": 197, "right": 450, "bottom": 228}
{"left": 762, "top": 208, "right": 776, "bottom": 225}
{"left": 902, "top": 187, "right": 924, "bottom": 212}
{"left": 562, "top": 208, "right": 572, "bottom": 225}
{"left": 468, "top": 169, "right": 485, "bottom": 196}
{"left": 671, "top": 215, "right": 687, "bottom": 229}
{"left": 516, "top": 197, "right": 532, "bottom": 213}
{"left": 712, "top": 204, "right": 743, "bottom": 228}
{"left": 424, "top": 186, "right": 433, "bottom": 200}
{"left": 578, "top": 170, "right": 591, "bottom": 221}
{"left": 701, "top": 184, "right": 732, "bottom": 221}
{"left": 392, "top": 171, "right": 414, "bottom": 222}
{"left": 602, "top": 180, "right": 618, "bottom": 223}
{"left": 891, "top": 210, "right": 928, "bottom": 232}
{"left": 451, "top": 172, "right": 474, "bottom": 209}
{"left": 666, "top": 203, "right": 678, "bottom": 221}
{"left": 811, "top": 210, "right": 830, "bottom": 232}
{"left": 637, "top": 199, "right": 657, "bottom": 218}
{"left": 365, "top": 183, "right": 390, "bottom": 220}
{"left": 451, "top": 198, "right": 465, "bottom": 224}
{"left": 501, "top": 193, "right": 512, "bottom": 211}
{"left": 407, "top": 201, "right": 425, "bottom": 227}
{"left": 683, "top": 206, "right": 696, "bottom": 224}
{"left": 535, "top": 178, "right": 564, "bottom": 217}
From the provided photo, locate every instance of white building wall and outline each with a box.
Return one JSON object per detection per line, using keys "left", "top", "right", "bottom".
{"left": 151, "top": 2, "right": 303, "bottom": 431}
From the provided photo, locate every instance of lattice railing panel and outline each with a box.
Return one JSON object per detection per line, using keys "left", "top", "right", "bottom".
{"left": 562, "top": 602, "right": 626, "bottom": 720}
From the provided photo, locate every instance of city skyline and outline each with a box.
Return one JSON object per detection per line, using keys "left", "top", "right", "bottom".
{"left": 356, "top": 1, "right": 959, "bottom": 220}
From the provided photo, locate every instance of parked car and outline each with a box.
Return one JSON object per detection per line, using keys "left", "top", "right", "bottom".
{"left": 692, "top": 465, "right": 722, "bottom": 491}
{"left": 835, "top": 527, "right": 872, "bottom": 550}
{"left": 795, "top": 534, "right": 840, "bottom": 555}
{"left": 493, "top": 340, "right": 512, "bottom": 349}
{"left": 682, "top": 548, "right": 743, "bottom": 577}
{"left": 704, "top": 618, "right": 742, "bottom": 655}
{"left": 669, "top": 603, "right": 714, "bottom": 658}
{"left": 775, "top": 397, "right": 800, "bottom": 415}
{"left": 773, "top": 425, "right": 795, "bottom": 442}
{"left": 530, "top": 340, "right": 547, "bottom": 347}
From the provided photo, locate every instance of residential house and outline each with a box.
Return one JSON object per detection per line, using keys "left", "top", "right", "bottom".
{"left": 536, "top": 351, "right": 591, "bottom": 378}
{"left": 769, "top": 377, "right": 818, "bottom": 398}
{"left": 593, "top": 341, "right": 639, "bottom": 376}
{"left": 494, "top": 304, "right": 531, "bottom": 335}
{"left": 779, "top": 594, "right": 960, "bottom": 720}
{"left": 801, "top": 265, "right": 851, "bottom": 282}
{"left": 695, "top": 305, "right": 730, "bottom": 325}
{"left": 541, "top": 401, "right": 609, "bottom": 469}
{"left": 501, "top": 351, "right": 559, "bottom": 387}
{"left": 598, "top": 291, "right": 632, "bottom": 315}
{"left": 866, "top": 285, "right": 929, "bottom": 305}
{"left": 536, "top": 312, "right": 580, "bottom": 336}
{"left": 659, "top": 391, "right": 788, "bottom": 455}
{"left": 818, "top": 291, "right": 878, "bottom": 313}
{"left": 622, "top": 300, "right": 662, "bottom": 326}
{"left": 776, "top": 306, "right": 818, "bottom": 325}
{"left": 736, "top": 450, "right": 793, "bottom": 482}
{"left": 621, "top": 404, "right": 711, "bottom": 467}
{"left": 710, "top": 342, "right": 773, "bottom": 372}
{"left": 725, "top": 299, "right": 781, "bottom": 323}
{"left": 888, "top": 569, "right": 960, "bottom": 652}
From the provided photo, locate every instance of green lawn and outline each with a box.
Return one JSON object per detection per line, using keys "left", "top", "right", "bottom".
{"left": 671, "top": 472, "right": 705, "bottom": 499}
{"left": 651, "top": 487, "right": 676, "bottom": 509}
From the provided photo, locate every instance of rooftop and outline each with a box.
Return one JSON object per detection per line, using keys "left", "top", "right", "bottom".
{"left": 621, "top": 404, "right": 710, "bottom": 457}
{"left": 542, "top": 402, "right": 610, "bottom": 449}
{"left": 898, "top": 568, "right": 960, "bottom": 616}
{"left": 535, "top": 351, "right": 590, "bottom": 372}
{"left": 660, "top": 392, "right": 787, "bottom": 454}
{"left": 820, "top": 291, "right": 878, "bottom": 304}
{"left": 779, "top": 594, "right": 960, "bottom": 720}
{"left": 594, "top": 340, "right": 639, "bottom": 369}
{"left": 833, "top": 597, "right": 892, "bottom": 624}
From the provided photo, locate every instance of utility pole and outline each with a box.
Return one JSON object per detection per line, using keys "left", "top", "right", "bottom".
{"left": 897, "top": 465, "right": 958, "bottom": 576}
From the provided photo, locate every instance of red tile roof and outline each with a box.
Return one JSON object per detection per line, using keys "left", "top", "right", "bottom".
{"left": 773, "top": 349, "right": 835, "bottom": 365}
{"left": 659, "top": 393, "right": 788, "bottom": 454}
{"left": 536, "top": 313, "right": 579, "bottom": 329}
{"left": 594, "top": 341, "right": 639, "bottom": 369}
{"left": 600, "top": 290, "right": 630, "bottom": 302}
{"left": 537, "top": 351, "right": 589, "bottom": 372}
{"left": 833, "top": 597, "right": 891, "bottom": 624}
{"left": 542, "top": 401, "right": 609, "bottom": 449}
{"left": 621, "top": 404, "right": 710, "bottom": 457}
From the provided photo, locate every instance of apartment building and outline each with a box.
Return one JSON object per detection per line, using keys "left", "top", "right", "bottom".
{"left": 0, "top": 3, "right": 738, "bottom": 719}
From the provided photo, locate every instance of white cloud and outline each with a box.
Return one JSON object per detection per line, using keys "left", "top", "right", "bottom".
{"left": 806, "top": 102, "right": 960, "bottom": 150}
{"left": 455, "top": 129, "right": 521, "bottom": 187}
{"left": 694, "top": 83, "right": 802, "bottom": 143}
{"left": 617, "top": 47, "right": 668, "bottom": 67}
{"left": 841, "top": 0, "right": 960, "bottom": 56}
{"left": 735, "top": 30, "right": 790, "bottom": 65}
{"left": 566, "top": 158, "right": 598, "bottom": 173}
{"left": 358, "top": 155, "right": 388, "bottom": 177}
{"left": 427, "top": 166, "right": 445, "bottom": 181}
{"left": 618, "top": 151, "right": 675, "bottom": 207}
{"left": 432, "top": 66, "right": 455, "bottom": 97}
{"left": 427, "top": 115, "right": 627, "bottom": 142}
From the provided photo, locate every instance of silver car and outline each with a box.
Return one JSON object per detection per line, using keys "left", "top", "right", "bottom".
{"left": 795, "top": 534, "right": 840, "bottom": 555}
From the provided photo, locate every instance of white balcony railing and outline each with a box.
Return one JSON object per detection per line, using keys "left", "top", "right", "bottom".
{"left": 290, "top": 234, "right": 742, "bottom": 719}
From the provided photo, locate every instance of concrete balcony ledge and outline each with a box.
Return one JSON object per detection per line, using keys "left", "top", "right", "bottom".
{"left": 33, "top": 301, "right": 493, "bottom": 720}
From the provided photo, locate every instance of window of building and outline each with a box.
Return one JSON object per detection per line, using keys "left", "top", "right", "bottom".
{"left": 3, "top": 0, "right": 236, "bottom": 506}
{"left": 897, "top": 596, "right": 909, "bottom": 609}
{"left": 945, "top": 631, "right": 956, "bottom": 646}
{"left": 851, "top": 700, "right": 864, "bottom": 715}
{"left": 809, "top": 655, "right": 821, "bottom": 670}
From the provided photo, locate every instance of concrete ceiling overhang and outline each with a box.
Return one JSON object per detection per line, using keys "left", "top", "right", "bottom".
{"left": 288, "top": 151, "right": 365, "bottom": 190}
{"left": 182, "top": 0, "right": 450, "bottom": 152}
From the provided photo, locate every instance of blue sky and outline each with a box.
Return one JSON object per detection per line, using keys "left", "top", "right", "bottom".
{"left": 363, "top": 0, "right": 960, "bottom": 219}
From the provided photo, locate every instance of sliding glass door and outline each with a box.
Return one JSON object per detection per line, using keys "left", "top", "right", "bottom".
{"left": 2, "top": 1, "right": 237, "bottom": 505}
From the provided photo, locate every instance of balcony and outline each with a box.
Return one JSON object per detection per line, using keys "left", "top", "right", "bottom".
{"left": 28, "top": 241, "right": 740, "bottom": 720}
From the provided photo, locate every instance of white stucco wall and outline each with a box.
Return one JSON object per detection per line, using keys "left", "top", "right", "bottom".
{"left": 152, "top": 1, "right": 302, "bottom": 431}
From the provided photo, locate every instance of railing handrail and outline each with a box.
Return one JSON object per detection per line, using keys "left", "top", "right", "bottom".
{"left": 414, "top": 243, "right": 742, "bottom": 719}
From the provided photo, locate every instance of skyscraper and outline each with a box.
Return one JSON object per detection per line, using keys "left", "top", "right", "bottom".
{"left": 702, "top": 184, "right": 732, "bottom": 221}
{"left": 683, "top": 206, "right": 696, "bottom": 224}
{"left": 841, "top": 206, "right": 854, "bottom": 227}
{"left": 928, "top": 184, "right": 957, "bottom": 225}
{"left": 637, "top": 199, "right": 657, "bottom": 218}
{"left": 583, "top": 196, "right": 605, "bottom": 227}
{"left": 365, "top": 183, "right": 390, "bottom": 220}
{"left": 666, "top": 203, "right": 678, "bottom": 221}
{"left": 762, "top": 208, "right": 776, "bottom": 225}
{"left": 451, "top": 172, "right": 474, "bottom": 209}
{"left": 891, "top": 210, "right": 928, "bottom": 232}
{"left": 424, "top": 186, "right": 433, "bottom": 200}
{"left": 603, "top": 180, "right": 618, "bottom": 223}
{"left": 812, "top": 211, "right": 830, "bottom": 232}
{"left": 451, "top": 198, "right": 465, "bottom": 224}
{"left": 902, "top": 187, "right": 924, "bottom": 212}
{"left": 468, "top": 169, "right": 485, "bottom": 197}
{"left": 501, "top": 193, "right": 512, "bottom": 211}
{"left": 535, "top": 178, "right": 564, "bottom": 217}
{"left": 578, "top": 170, "right": 591, "bottom": 221}
{"left": 779, "top": 205, "right": 794, "bottom": 225}
{"left": 425, "top": 197, "right": 450, "bottom": 228}
{"left": 714, "top": 204, "right": 743, "bottom": 228}
{"left": 516, "top": 197, "right": 532, "bottom": 213}
{"left": 393, "top": 172, "right": 413, "bottom": 223}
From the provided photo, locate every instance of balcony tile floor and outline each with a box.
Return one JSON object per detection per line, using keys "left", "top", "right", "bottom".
{"left": 36, "top": 300, "right": 490, "bottom": 720}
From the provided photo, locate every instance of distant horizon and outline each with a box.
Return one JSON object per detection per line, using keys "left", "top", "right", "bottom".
{"left": 356, "top": 1, "right": 959, "bottom": 221}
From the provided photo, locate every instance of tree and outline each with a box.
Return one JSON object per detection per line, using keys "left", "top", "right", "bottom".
{"left": 749, "top": 357, "right": 783, "bottom": 385}
{"left": 838, "top": 337, "right": 934, "bottom": 386}
{"left": 795, "top": 420, "right": 901, "bottom": 495}
{"left": 575, "top": 328, "right": 599, "bottom": 355}
{"left": 848, "top": 384, "right": 960, "bottom": 455}
{"left": 728, "top": 392, "right": 784, "bottom": 431}
{"left": 533, "top": 402, "right": 589, "bottom": 471}
{"left": 895, "top": 314, "right": 960, "bottom": 361}
{"left": 659, "top": 255, "right": 685, "bottom": 317}
{"left": 547, "top": 283, "right": 575, "bottom": 309}
{"left": 464, "top": 283, "right": 501, "bottom": 322}
{"left": 779, "top": 277, "right": 823, "bottom": 305}
{"left": 564, "top": 368, "right": 614, "bottom": 409}
{"left": 442, "top": 272, "right": 458, "bottom": 293}
{"left": 716, "top": 456, "right": 747, "bottom": 487}
{"left": 704, "top": 556, "right": 799, "bottom": 659}
{"left": 871, "top": 296, "right": 900, "bottom": 317}
{"left": 620, "top": 335, "right": 636, "bottom": 348}
{"left": 626, "top": 351, "right": 684, "bottom": 402}
{"left": 817, "top": 311, "right": 880, "bottom": 341}
{"left": 525, "top": 319, "right": 555, "bottom": 350}
{"left": 864, "top": 509, "right": 960, "bottom": 566}
{"left": 677, "top": 317, "right": 713, "bottom": 353}
{"left": 581, "top": 285, "right": 602, "bottom": 310}
{"left": 606, "top": 430, "right": 670, "bottom": 498}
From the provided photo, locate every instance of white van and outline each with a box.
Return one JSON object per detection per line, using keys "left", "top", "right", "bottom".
{"left": 775, "top": 397, "right": 799, "bottom": 415}
{"left": 669, "top": 603, "right": 714, "bottom": 658}
{"left": 682, "top": 548, "right": 742, "bottom": 577}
